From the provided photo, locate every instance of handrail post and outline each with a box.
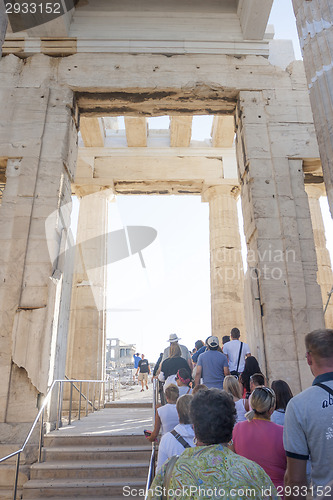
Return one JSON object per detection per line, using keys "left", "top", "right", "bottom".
{"left": 38, "top": 408, "right": 44, "bottom": 463}
{"left": 86, "top": 382, "right": 89, "bottom": 416}
{"left": 69, "top": 381, "right": 73, "bottom": 425}
{"left": 78, "top": 381, "right": 82, "bottom": 420}
{"left": 112, "top": 378, "right": 115, "bottom": 401}
{"left": 56, "top": 381, "right": 63, "bottom": 430}
{"left": 98, "top": 383, "right": 101, "bottom": 410}
{"left": 91, "top": 383, "right": 95, "bottom": 413}
{"left": 12, "top": 452, "right": 20, "bottom": 500}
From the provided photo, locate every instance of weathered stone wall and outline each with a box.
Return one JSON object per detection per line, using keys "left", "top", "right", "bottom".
{"left": 235, "top": 63, "right": 325, "bottom": 393}
{"left": 0, "top": 56, "right": 78, "bottom": 430}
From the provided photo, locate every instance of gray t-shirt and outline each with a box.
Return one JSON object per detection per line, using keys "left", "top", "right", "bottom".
{"left": 283, "top": 373, "right": 333, "bottom": 490}
{"left": 197, "top": 349, "right": 229, "bottom": 389}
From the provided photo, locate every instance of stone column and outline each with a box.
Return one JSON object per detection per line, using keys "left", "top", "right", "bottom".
{"left": 292, "top": 0, "right": 333, "bottom": 215}
{"left": 65, "top": 187, "right": 110, "bottom": 384}
{"left": 203, "top": 183, "right": 245, "bottom": 342}
{"left": 236, "top": 90, "right": 325, "bottom": 394}
{"left": 305, "top": 184, "right": 333, "bottom": 329}
{"left": 0, "top": 78, "right": 78, "bottom": 454}
{"left": 0, "top": 1, "right": 8, "bottom": 57}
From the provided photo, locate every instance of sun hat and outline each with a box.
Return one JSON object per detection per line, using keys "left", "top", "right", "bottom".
{"left": 207, "top": 335, "right": 219, "bottom": 348}
{"left": 167, "top": 333, "right": 181, "bottom": 342}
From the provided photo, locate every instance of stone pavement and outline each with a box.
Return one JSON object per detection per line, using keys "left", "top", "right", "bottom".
{"left": 51, "top": 381, "right": 155, "bottom": 438}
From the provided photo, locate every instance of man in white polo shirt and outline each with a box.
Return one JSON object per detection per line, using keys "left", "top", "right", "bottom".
{"left": 222, "top": 328, "right": 251, "bottom": 377}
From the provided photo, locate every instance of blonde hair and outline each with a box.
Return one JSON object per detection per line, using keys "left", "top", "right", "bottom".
{"left": 176, "top": 394, "right": 193, "bottom": 424}
{"left": 223, "top": 375, "right": 242, "bottom": 400}
{"left": 169, "top": 342, "right": 181, "bottom": 358}
{"left": 192, "top": 384, "right": 208, "bottom": 395}
{"left": 245, "top": 386, "right": 276, "bottom": 422}
{"left": 165, "top": 384, "right": 179, "bottom": 403}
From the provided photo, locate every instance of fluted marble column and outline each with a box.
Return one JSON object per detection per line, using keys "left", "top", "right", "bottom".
{"left": 305, "top": 184, "right": 333, "bottom": 328}
{"left": 203, "top": 183, "right": 246, "bottom": 342}
{"left": 292, "top": 0, "right": 333, "bottom": 215}
{"left": 66, "top": 188, "right": 111, "bottom": 383}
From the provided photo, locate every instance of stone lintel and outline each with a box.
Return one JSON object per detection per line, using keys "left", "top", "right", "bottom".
{"left": 75, "top": 155, "right": 224, "bottom": 186}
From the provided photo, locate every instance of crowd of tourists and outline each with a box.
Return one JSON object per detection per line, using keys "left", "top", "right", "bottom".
{"left": 142, "top": 328, "right": 333, "bottom": 500}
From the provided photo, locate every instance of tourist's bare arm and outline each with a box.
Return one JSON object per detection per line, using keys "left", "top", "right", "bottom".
{"left": 194, "top": 365, "right": 202, "bottom": 386}
{"left": 148, "top": 412, "right": 161, "bottom": 442}
{"left": 284, "top": 457, "right": 307, "bottom": 499}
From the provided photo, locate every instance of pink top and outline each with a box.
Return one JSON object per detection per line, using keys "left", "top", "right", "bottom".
{"left": 232, "top": 419, "right": 286, "bottom": 488}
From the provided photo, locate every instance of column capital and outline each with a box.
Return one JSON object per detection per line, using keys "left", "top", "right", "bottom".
{"left": 202, "top": 181, "right": 240, "bottom": 202}
{"left": 305, "top": 183, "right": 326, "bottom": 199}
{"left": 72, "top": 184, "right": 115, "bottom": 201}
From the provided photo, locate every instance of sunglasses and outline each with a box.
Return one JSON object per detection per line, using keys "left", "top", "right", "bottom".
{"left": 256, "top": 386, "right": 275, "bottom": 399}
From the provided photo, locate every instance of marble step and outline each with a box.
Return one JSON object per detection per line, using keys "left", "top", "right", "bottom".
{"left": 22, "top": 478, "right": 148, "bottom": 498}
{"left": 42, "top": 445, "right": 152, "bottom": 462}
{"left": 30, "top": 460, "right": 149, "bottom": 480}
{"left": 44, "top": 434, "right": 149, "bottom": 447}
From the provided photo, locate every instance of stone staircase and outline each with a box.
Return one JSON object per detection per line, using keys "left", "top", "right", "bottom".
{"left": 22, "top": 434, "right": 152, "bottom": 499}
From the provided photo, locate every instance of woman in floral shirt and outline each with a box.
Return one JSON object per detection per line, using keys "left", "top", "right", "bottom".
{"left": 148, "top": 388, "right": 278, "bottom": 500}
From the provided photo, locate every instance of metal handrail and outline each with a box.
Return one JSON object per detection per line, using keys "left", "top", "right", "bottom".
{"left": 144, "top": 378, "right": 159, "bottom": 499}
{"left": 0, "top": 378, "right": 106, "bottom": 500}
{"left": 64, "top": 375, "right": 96, "bottom": 411}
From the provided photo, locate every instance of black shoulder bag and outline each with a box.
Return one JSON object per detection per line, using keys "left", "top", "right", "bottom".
{"left": 230, "top": 342, "right": 243, "bottom": 379}
{"left": 313, "top": 382, "right": 333, "bottom": 396}
{"left": 170, "top": 429, "right": 191, "bottom": 448}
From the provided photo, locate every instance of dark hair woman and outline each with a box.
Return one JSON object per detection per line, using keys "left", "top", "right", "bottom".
{"left": 147, "top": 388, "right": 277, "bottom": 500}
{"left": 175, "top": 367, "right": 192, "bottom": 396}
{"left": 270, "top": 379, "right": 293, "bottom": 426}
{"left": 158, "top": 343, "right": 191, "bottom": 391}
{"left": 239, "top": 356, "right": 263, "bottom": 397}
